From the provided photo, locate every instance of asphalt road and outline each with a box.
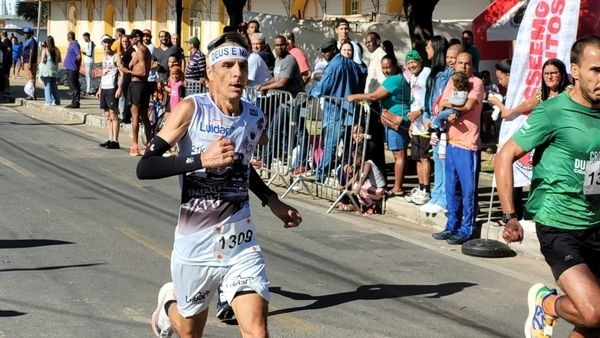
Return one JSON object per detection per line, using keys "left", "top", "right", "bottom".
{"left": 0, "top": 105, "right": 570, "bottom": 337}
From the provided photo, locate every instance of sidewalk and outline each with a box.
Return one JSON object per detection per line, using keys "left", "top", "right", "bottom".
{"left": 3, "top": 77, "right": 543, "bottom": 260}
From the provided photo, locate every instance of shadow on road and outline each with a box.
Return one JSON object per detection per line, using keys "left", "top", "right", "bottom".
{"left": 0, "top": 239, "right": 74, "bottom": 249}
{"left": 0, "top": 121, "right": 86, "bottom": 126}
{"left": 0, "top": 262, "right": 104, "bottom": 273}
{"left": 268, "top": 282, "right": 477, "bottom": 315}
{"left": 0, "top": 310, "right": 26, "bottom": 317}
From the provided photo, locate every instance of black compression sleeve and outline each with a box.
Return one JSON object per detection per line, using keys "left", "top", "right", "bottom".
{"left": 249, "top": 165, "right": 277, "bottom": 207}
{"left": 136, "top": 136, "right": 203, "bottom": 179}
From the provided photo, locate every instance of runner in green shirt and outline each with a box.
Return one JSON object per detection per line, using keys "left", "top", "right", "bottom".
{"left": 513, "top": 92, "right": 600, "bottom": 230}
{"left": 495, "top": 36, "right": 600, "bottom": 338}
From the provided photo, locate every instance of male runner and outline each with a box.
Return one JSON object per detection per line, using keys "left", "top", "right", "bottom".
{"left": 137, "top": 32, "right": 302, "bottom": 338}
{"left": 495, "top": 35, "right": 600, "bottom": 338}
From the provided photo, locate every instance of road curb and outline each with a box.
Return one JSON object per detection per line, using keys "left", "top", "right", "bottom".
{"left": 384, "top": 195, "right": 543, "bottom": 259}
{"left": 18, "top": 98, "right": 133, "bottom": 136}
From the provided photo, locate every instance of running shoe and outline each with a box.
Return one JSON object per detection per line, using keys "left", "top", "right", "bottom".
{"left": 419, "top": 202, "right": 446, "bottom": 214}
{"left": 525, "top": 283, "right": 558, "bottom": 338}
{"left": 151, "top": 282, "right": 175, "bottom": 337}
{"left": 99, "top": 140, "right": 111, "bottom": 148}
{"left": 404, "top": 187, "right": 420, "bottom": 203}
{"left": 411, "top": 190, "right": 431, "bottom": 205}
{"left": 106, "top": 141, "right": 120, "bottom": 149}
{"left": 432, "top": 230, "right": 454, "bottom": 240}
{"left": 216, "top": 301, "right": 235, "bottom": 321}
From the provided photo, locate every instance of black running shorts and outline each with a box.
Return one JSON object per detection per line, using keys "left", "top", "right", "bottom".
{"left": 536, "top": 223, "right": 600, "bottom": 280}
{"left": 129, "top": 81, "right": 150, "bottom": 109}
{"left": 411, "top": 135, "right": 431, "bottom": 160}
{"left": 100, "top": 88, "right": 118, "bottom": 110}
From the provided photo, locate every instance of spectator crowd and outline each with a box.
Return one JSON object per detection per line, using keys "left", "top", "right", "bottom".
{"left": 11, "top": 19, "right": 571, "bottom": 246}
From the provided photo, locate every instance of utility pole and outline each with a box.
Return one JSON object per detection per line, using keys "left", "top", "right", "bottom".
{"left": 36, "top": 0, "right": 41, "bottom": 39}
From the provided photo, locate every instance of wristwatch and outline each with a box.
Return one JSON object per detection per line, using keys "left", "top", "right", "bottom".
{"left": 501, "top": 212, "right": 517, "bottom": 224}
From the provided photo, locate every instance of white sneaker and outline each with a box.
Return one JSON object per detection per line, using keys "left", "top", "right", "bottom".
{"left": 411, "top": 190, "right": 431, "bottom": 205}
{"left": 151, "top": 282, "right": 175, "bottom": 337}
{"left": 420, "top": 202, "right": 446, "bottom": 214}
{"left": 404, "top": 187, "right": 419, "bottom": 203}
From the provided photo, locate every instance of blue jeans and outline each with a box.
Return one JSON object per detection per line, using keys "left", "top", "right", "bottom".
{"left": 316, "top": 121, "right": 345, "bottom": 183}
{"left": 41, "top": 76, "right": 60, "bottom": 104}
{"left": 444, "top": 144, "right": 480, "bottom": 237}
{"left": 432, "top": 108, "right": 456, "bottom": 129}
{"left": 429, "top": 144, "right": 446, "bottom": 208}
{"left": 262, "top": 105, "right": 294, "bottom": 165}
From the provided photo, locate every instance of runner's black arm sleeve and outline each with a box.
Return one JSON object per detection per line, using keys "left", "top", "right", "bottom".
{"left": 136, "top": 136, "right": 203, "bottom": 179}
{"left": 249, "top": 166, "right": 278, "bottom": 207}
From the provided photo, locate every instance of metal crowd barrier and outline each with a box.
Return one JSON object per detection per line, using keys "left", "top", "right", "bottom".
{"left": 185, "top": 79, "right": 207, "bottom": 95}
{"left": 275, "top": 93, "right": 371, "bottom": 213}
{"left": 188, "top": 84, "right": 374, "bottom": 213}
{"left": 248, "top": 89, "right": 296, "bottom": 188}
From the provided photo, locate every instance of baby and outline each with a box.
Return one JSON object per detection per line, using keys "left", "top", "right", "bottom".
{"left": 430, "top": 72, "right": 469, "bottom": 145}
{"left": 432, "top": 71, "right": 470, "bottom": 130}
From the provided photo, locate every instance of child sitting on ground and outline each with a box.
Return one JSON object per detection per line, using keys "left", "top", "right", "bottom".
{"left": 336, "top": 125, "right": 386, "bottom": 215}
{"left": 430, "top": 71, "right": 470, "bottom": 145}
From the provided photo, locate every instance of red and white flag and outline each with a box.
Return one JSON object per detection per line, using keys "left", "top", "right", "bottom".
{"left": 498, "top": 0, "right": 580, "bottom": 187}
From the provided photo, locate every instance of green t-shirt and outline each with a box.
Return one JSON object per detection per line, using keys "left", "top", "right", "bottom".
{"left": 381, "top": 74, "right": 411, "bottom": 119}
{"left": 512, "top": 92, "right": 600, "bottom": 230}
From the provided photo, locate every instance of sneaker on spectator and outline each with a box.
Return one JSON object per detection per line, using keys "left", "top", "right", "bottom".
{"left": 419, "top": 202, "right": 446, "bottom": 214}
{"left": 106, "top": 141, "right": 120, "bottom": 149}
{"left": 404, "top": 187, "right": 420, "bottom": 203}
{"left": 432, "top": 230, "right": 454, "bottom": 240}
{"left": 525, "top": 283, "right": 557, "bottom": 338}
{"left": 446, "top": 233, "right": 470, "bottom": 245}
{"left": 151, "top": 282, "right": 175, "bottom": 337}
{"left": 411, "top": 190, "right": 430, "bottom": 205}
{"left": 99, "top": 140, "right": 111, "bottom": 148}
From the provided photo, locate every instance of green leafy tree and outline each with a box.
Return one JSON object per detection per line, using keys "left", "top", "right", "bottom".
{"left": 16, "top": 2, "right": 48, "bottom": 25}
{"left": 403, "top": 0, "right": 440, "bottom": 60}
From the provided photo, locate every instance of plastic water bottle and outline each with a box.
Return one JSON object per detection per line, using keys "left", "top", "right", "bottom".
{"left": 488, "top": 93, "right": 503, "bottom": 121}
{"left": 439, "top": 133, "right": 447, "bottom": 160}
{"left": 491, "top": 105, "right": 501, "bottom": 121}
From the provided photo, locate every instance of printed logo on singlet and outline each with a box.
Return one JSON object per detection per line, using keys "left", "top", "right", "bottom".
{"left": 200, "top": 119, "right": 234, "bottom": 136}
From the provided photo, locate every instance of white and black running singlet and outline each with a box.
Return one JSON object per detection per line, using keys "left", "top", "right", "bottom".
{"left": 174, "top": 93, "right": 266, "bottom": 265}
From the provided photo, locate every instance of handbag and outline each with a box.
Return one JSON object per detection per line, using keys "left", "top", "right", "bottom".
{"left": 380, "top": 109, "right": 403, "bottom": 131}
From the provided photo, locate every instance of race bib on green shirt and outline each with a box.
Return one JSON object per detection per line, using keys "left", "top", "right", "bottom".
{"left": 584, "top": 161, "right": 600, "bottom": 195}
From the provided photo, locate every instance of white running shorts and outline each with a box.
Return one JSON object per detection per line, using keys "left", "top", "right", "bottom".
{"left": 170, "top": 251, "right": 270, "bottom": 317}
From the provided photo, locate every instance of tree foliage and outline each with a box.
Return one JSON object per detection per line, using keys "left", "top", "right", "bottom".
{"left": 403, "top": 0, "right": 440, "bottom": 60}
{"left": 222, "top": 0, "right": 247, "bottom": 28}
{"left": 16, "top": 2, "right": 49, "bottom": 24}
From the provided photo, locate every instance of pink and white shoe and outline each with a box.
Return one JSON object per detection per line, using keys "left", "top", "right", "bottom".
{"left": 151, "top": 282, "right": 176, "bottom": 337}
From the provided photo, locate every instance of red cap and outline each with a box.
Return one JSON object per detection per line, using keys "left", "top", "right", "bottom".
{"left": 143, "top": 29, "right": 152, "bottom": 37}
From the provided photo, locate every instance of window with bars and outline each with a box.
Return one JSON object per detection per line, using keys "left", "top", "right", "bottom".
{"left": 350, "top": 0, "right": 359, "bottom": 14}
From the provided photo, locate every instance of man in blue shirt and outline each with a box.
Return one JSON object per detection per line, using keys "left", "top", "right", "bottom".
{"left": 21, "top": 27, "right": 38, "bottom": 100}
{"left": 63, "top": 31, "right": 81, "bottom": 108}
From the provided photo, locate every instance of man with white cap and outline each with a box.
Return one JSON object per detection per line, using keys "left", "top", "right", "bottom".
{"left": 137, "top": 31, "right": 302, "bottom": 338}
